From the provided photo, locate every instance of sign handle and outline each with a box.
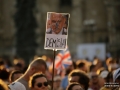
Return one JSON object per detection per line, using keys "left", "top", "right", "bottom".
{"left": 51, "top": 49, "right": 57, "bottom": 90}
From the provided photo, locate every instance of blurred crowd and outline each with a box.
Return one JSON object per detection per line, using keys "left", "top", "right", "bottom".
{"left": 0, "top": 55, "right": 120, "bottom": 90}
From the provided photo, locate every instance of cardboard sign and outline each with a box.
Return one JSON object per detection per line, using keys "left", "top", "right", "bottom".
{"left": 44, "top": 12, "right": 70, "bottom": 50}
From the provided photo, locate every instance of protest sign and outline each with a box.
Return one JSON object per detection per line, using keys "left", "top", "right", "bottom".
{"left": 44, "top": 12, "right": 70, "bottom": 50}
{"left": 77, "top": 43, "right": 106, "bottom": 61}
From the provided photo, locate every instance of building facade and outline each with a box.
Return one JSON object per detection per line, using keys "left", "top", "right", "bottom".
{"left": 0, "top": 0, "right": 120, "bottom": 60}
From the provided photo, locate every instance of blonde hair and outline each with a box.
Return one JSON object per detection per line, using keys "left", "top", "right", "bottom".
{"left": 0, "top": 79, "right": 9, "bottom": 90}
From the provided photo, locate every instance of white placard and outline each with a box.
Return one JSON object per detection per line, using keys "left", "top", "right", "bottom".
{"left": 44, "top": 12, "right": 70, "bottom": 50}
{"left": 77, "top": 43, "right": 106, "bottom": 61}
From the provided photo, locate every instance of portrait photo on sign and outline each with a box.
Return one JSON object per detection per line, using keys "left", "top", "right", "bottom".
{"left": 46, "top": 12, "right": 69, "bottom": 35}
{"left": 44, "top": 12, "right": 70, "bottom": 50}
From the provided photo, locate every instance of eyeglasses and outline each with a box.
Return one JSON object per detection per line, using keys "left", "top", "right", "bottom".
{"left": 37, "top": 82, "right": 48, "bottom": 88}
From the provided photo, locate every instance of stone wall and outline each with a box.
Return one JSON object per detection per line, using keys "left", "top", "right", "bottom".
{"left": 0, "top": 0, "right": 16, "bottom": 57}
{"left": 0, "top": 0, "right": 120, "bottom": 58}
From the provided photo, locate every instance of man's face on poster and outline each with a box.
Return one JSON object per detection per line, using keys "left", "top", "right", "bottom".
{"left": 50, "top": 13, "right": 65, "bottom": 34}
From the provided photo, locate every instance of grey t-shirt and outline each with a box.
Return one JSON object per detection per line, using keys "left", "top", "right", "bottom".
{"left": 17, "top": 77, "right": 31, "bottom": 90}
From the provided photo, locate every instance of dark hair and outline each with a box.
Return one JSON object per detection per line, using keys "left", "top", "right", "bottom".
{"left": 68, "top": 69, "right": 90, "bottom": 90}
{"left": 66, "top": 82, "right": 83, "bottom": 90}
{"left": 9, "top": 70, "right": 23, "bottom": 82}
{"left": 65, "top": 61, "right": 76, "bottom": 75}
{"left": 72, "top": 61, "right": 76, "bottom": 69}
{"left": 77, "top": 62, "right": 85, "bottom": 68}
{"left": 106, "top": 71, "right": 113, "bottom": 82}
{"left": 29, "top": 73, "right": 47, "bottom": 88}
{"left": 89, "top": 64, "right": 96, "bottom": 72}
{"left": 14, "top": 63, "right": 22, "bottom": 68}
{"left": 0, "top": 68, "right": 9, "bottom": 80}
{"left": 0, "top": 60, "right": 4, "bottom": 66}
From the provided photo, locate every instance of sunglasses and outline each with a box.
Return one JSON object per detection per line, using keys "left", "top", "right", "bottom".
{"left": 37, "top": 82, "right": 48, "bottom": 88}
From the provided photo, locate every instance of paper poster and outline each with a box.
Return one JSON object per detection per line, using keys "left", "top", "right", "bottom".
{"left": 44, "top": 12, "right": 70, "bottom": 50}
{"left": 77, "top": 43, "right": 106, "bottom": 61}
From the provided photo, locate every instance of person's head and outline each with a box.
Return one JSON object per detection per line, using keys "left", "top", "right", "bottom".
{"left": 89, "top": 72, "right": 99, "bottom": 84}
{"left": 113, "top": 68, "right": 120, "bottom": 84}
{"left": 29, "top": 73, "right": 49, "bottom": 90}
{"left": 50, "top": 13, "right": 65, "bottom": 34}
{"left": 0, "top": 68, "right": 10, "bottom": 81}
{"left": 65, "top": 61, "right": 76, "bottom": 76}
{"left": 0, "top": 79, "right": 9, "bottom": 90}
{"left": 77, "top": 62, "right": 87, "bottom": 73}
{"left": 98, "top": 70, "right": 109, "bottom": 86}
{"left": 26, "top": 58, "right": 47, "bottom": 76}
{"left": 106, "top": 57, "right": 114, "bottom": 66}
{"left": 53, "top": 75, "right": 62, "bottom": 88}
{"left": 97, "top": 68, "right": 109, "bottom": 79}
{"left": 68, "top": 69, "right": 90, "bottom": 90}
{"left": 106, "top": 57, "right": 119, "bottom": 72}
{"left": 66, "top": 82, "right": 83, "bottom": 90}
{"left": 13, "top": 57, "right": 26, "bottom": 71}
{"left": 93, "top": 58, "right": 103, "bottom": 69}
{"left": 89, "top": 64, "right": 96, "bottom": 72}
{"left": 9, "top": 70, "right": 23, "bottom": 83}
{"left": 14, "top": 63, "right": 23, "bottom": 71}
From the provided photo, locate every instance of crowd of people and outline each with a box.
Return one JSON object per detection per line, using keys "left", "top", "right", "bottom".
{"left": 0, "top": 55, "right": 120, "bottom": 90}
